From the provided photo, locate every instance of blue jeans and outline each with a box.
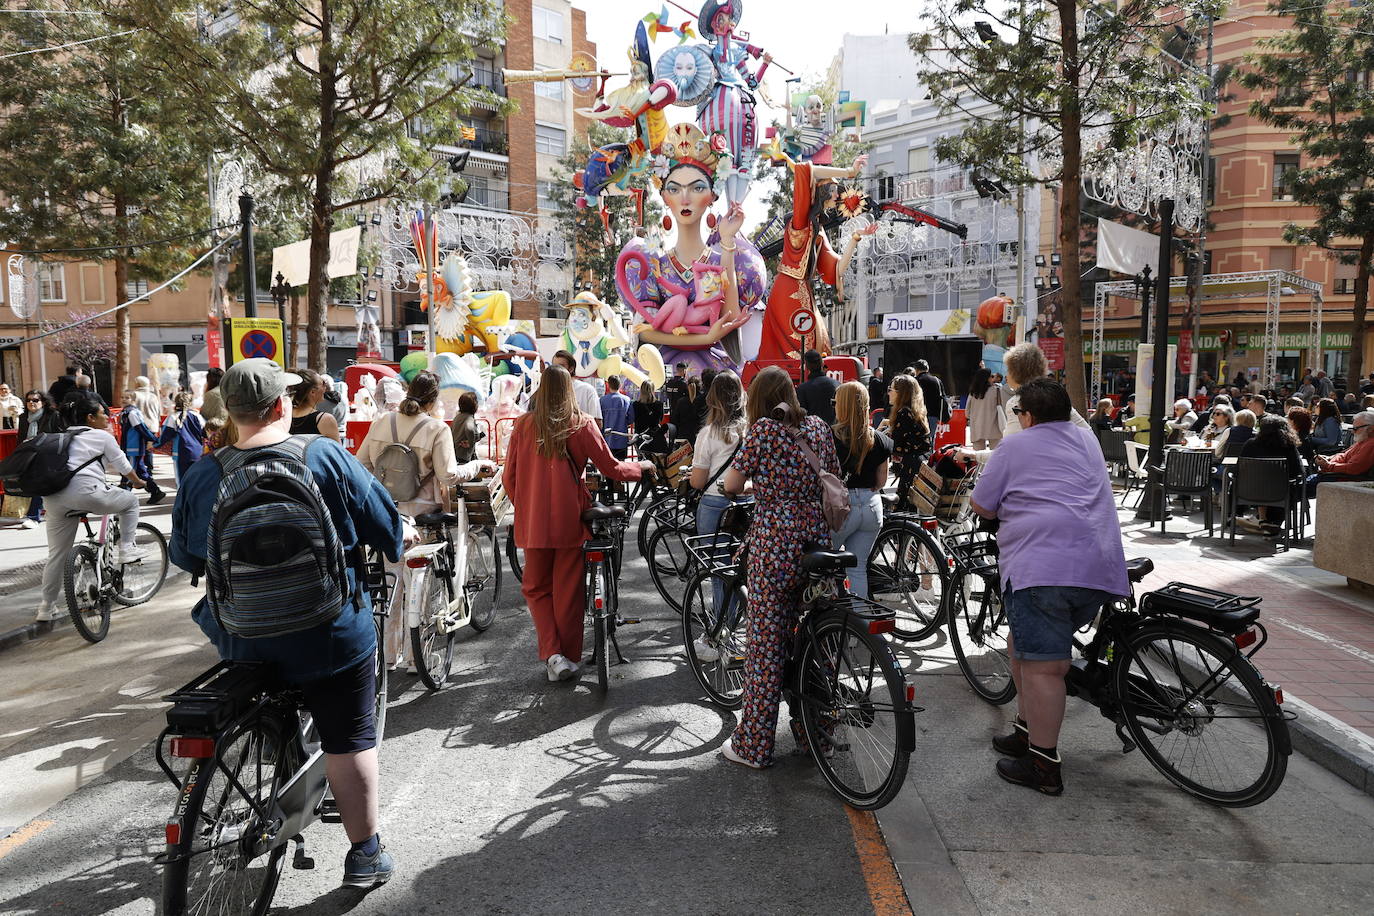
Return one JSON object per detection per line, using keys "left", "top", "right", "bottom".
{"left": 697, "top": 493, "right": 734, "bottom": 613}
{"left": 25, "top": 494, "right": 43, "bottom": 522}
{"left": 1005, "top": 586, "right": 1112, "bottom": 661}
{"left": 834, "top": 489, "right": 882, "bottom": 598}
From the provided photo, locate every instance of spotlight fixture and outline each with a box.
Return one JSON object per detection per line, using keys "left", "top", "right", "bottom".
{"left": 449, "top": 149, "right": 471, "bottom": 173}
{"left": 974, "top": 20, "right": 997, "bottom": 44}
{"left": 1050, "top": 251, "right": 1061, "bottom": 266}
{"left": 1034, "top": 276, "right": 1046, "bottom": 290}
{"left": 360, "top": 266, "right": 370, "bottom": 280}
{"left": 366, "top": 289, "right": 379, "bottom": 303}
{"left": 355, "top": 212, "right": 365, "bottom": 225}
{"left": 1034, "top": 254, "right": 1046, "bottom": 267}
{"left": 371, "top": 212, "right": 383, "bottom": 225}
{"left": 1049, "top": 273, "right": 1062, "bottom": 288}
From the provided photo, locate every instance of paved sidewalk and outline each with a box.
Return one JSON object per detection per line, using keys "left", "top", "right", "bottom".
{"left": 1117, "top": 495, "right": 1374, "bottom": 792}
{"left": 0, "top": 454, "right": 178, "bottom": 649}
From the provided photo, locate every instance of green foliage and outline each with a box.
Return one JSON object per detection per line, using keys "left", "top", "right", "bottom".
{"left": 1241, "top": 0, "right": 1374, "bottom": 384}
{"left": 116, "top": 0, "right": 512, "bottom": 369}
{"left": 0, "top": 6, "right": 220, "bottom": 387}
{"left": 548, "top": 122, "right": 663, "bottom": 305}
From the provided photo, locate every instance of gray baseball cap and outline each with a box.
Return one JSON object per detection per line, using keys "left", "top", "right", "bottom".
{"left": 221, "top": 358, "right": 302, "bottom": 411}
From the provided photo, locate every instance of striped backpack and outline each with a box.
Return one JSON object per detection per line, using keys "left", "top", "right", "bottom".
{"left": 205, "top": 436, "right": 350, "bottom": 638}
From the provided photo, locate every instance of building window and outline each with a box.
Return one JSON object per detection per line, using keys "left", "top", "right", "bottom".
{"left": 877, "top": 175, "right": 895, "bottom": 201}
{"left": 537, "top": 180, "right": 557, "bottom": 211}
{"left": 532, "top": 5, "right": 564, "bottom": 44}
{"left": 1206, "top": 156, "right": 1217, "bottom": 206}
{"left": 1272, "top": 154, "right": 1299, "bottom": 201}
{"left": 1268, "top": 247, "right": 1294, "bottom": 272}
{"left": 907, "top": 146, "right": 929, "bottom": 175}
{"left": 37, "top": 262, "right": 65, "bottom": 301}
{"left": 1334, "top": 253, "right": 1358, "bottom": 295}
{"left": 535, "top": 73, "right": 564, "bottom": 100}
{"left": 126, "top": 278, "right": 150, "bottom": 300}
{"left": 534, "top": 123, "right": 566, "bottom": 156}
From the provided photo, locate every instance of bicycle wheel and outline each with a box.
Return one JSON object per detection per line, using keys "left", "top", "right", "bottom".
{"left": 113, "top": 523, "right": 169, "bottom": 606}
{"left": 681, "top": 569, "right": 748, "bottom": 709}
{"left": 161, "top": 718, "right": 290, "bottom": 916}
{"left": 410, "top": 568, "right": 456, "bottom": 691}
{"left": 589, "top": 560, "right": 613, "bottom": 690}
{"left": 637, "top": 491, "right": 674, "bottom": 560}
{"left": 946, "top": 570, "right": 1016, "bottom": 704}
{"left": 64, "top": 544, "right": 110, "bottom": 643}
{"left": 646, "top": 524, "right": 690, "bottom": 611}
{"left": 1115, "top": 621, "right": 1289, "bottom": 807}
{"left": 505, "top": 528, "right": 523, "bottom": 582}
{"left": 466, "top": 527, "right": 501, "bottom": 633}
{"left": 795, "top": 611, "right": 913, "bottom": 810}
{"left": 868, "top": 523, "right": 948, "bottom": 641}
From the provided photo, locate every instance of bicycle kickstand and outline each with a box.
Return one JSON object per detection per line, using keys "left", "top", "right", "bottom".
{"left": 609, "top": 627, "right": 630, "bottom": 665}
{"left": 1113, "top": 720, "right": 1137, "bottom": 755}
{"left": 291, "top": 834, "right": 314, "bottom": 870}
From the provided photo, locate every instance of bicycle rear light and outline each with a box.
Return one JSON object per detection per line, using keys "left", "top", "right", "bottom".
{"left": 1233, "top": 628, "right": 1257, "bottom": 650}
{"left": 1272, "top": 684, "right": 1284, "bottom": 705}
{"left": 921, "top": 518, "right": 939, "bottom": 531}
{"left": 165, "top": 821, "right": 182, "bottom": 846}
{"left": 868, "top": 618, "right": 895, "bottom": 635}
{"left": 405, "top": 557, "right": 430, "bottom": 569}
{"left": 170, "top": 736, "right": 215, "bottom": 758}
{"left": 904, "top": 680, "right": 917, "bottom": 704}
{"left": 594, "top": 597, "right": 604, "bottom": 610}
{"left": 586, "top": 551, "right": 605, "bottom": 562}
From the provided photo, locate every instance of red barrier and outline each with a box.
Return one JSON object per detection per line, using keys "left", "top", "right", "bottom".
{"left": 936, "top": 409, "right": 967, "bottom": 449}
{"left": 0, "top": 429, "right": 15, "bottom": 494}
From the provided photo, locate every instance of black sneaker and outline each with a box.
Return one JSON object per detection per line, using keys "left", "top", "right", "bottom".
{"left": 147, "top": 488, "right": 167, "bottom": 505}
{"left": 992, "top": 720, "right": 1029, "bottom": 757}
{"left": 342, "top": 844, "right": 394, "bottom": 888}
{"left": 996, "top": 749, "right": 1063, "bottom": 796}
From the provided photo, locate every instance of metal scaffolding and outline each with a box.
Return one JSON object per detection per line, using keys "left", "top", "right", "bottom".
{"left": 1090, "top": 269, "right": 1324, "bottom": 401}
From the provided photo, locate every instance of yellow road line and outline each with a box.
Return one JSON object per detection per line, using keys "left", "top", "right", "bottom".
{"left": 0, "top": 819, "right": 54, "bottom": 859}
{"left": 847, "top": 807, "right": 913, "bottom": 916}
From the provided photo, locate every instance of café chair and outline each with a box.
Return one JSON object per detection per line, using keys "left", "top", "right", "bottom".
{"left": 1226, "top": 457, "right": 1296, "bottom": 546}
{"left": 1148, "top": 449, "right": 1215, "bottom": 536}
{"left": 1121, "top": 440, "right": 1150, "bottom": 509}
{"left": 1098, "top": 428, "right": 1130, "bottom": 480}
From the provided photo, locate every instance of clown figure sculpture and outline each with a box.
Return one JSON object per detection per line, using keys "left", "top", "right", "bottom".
{"left": 559, "top": 290, "right": 666, "bottom": 390}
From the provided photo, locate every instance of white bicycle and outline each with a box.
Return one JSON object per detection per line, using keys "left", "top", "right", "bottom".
{"left": 401, "top": 509, "right": 502, "bottom": 690}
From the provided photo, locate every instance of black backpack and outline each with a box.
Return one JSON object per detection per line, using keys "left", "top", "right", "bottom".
{"left": 0, "top": 429, "right": 101, "bottom": 497}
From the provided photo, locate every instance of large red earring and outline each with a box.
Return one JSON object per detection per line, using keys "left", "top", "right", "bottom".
{"left": 662, "top": 214, "right": 673, "bottom": 231}
{"left": 706, "top": 212, "right": 717, "bottom": 230}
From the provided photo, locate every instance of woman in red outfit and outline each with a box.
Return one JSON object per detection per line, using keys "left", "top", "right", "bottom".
{"left": 504, "top": 366, "right": 654, "bottom": 682}
{"left": 755, "top": 152, "right": 876, "bottom": 362}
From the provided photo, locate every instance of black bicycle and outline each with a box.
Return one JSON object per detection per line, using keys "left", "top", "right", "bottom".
{"left": 581, "top": 503, "right": 641, "bottom": 690}
{"left": 866, "top": 497, "right": 950, "bottom": 641}
{"left": 156, "top": 552, "right": 392, "bottom": 914}
{"left": 945, "top": 530, "right": 1292, "bottom": 807}
{"left": 682, "top": 503, "right": 917, "bottom": 809}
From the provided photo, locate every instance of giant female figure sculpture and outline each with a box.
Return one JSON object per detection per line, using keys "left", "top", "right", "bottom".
{"left": 615, "top": 123, "right": 767, "bottom": 374}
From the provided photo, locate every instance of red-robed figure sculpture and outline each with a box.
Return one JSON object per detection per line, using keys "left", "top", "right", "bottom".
{"left": 756, "top": 151, "right": 877, "bottom": 361}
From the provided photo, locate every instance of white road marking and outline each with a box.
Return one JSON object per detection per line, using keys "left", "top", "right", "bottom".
{"left": 1266, "top": 614, "right": 1374, "bottom": 667}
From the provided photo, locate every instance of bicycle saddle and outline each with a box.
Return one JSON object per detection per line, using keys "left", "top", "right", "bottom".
{"left": 64, "top": 511, "right": 88, "bottom": 519}
{"left": 1125, "top": 557, "right": 1154, "bottom": 583}
{"left": 581, "top": 504, "right": 626, "bottom": 523}
{"left": 414, "top": 511, "right": 462, "bottom": 528}
{"left": 799, "top": 541, "right": 858, "bottom": 573}
{"left": 880, "top": 493, "right": 900, "bottom": 510}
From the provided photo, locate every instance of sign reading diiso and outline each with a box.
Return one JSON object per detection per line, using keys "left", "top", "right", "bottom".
{"left": 882, "top": 309, "right": 971, "bottom": 339}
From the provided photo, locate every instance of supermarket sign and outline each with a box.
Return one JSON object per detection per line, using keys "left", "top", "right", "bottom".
{"left": 1088, "top": 330, "right": 1351, "bottom": 355}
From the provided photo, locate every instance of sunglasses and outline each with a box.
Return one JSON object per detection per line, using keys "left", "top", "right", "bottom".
{"left": 1011, "top": 406, "right": 1026, "bottom": 415}
{"left": 26, "top": 397, "right": 42, "bottom": 403}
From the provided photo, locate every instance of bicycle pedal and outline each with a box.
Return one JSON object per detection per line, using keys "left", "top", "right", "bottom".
{"left": 617, "top": 616, "right": 641, "bottom": 625}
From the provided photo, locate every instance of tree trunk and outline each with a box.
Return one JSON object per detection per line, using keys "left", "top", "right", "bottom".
{"left": 306, "top": 3, "right": 337, "bottom": 375}
{"left": 113, "top": 257, "right": 131, "bottom": 393}
{"left": 1349, "top": 230, "right": 1372, "bottom": 391}
{"left": 1057, "top": 0, "right": 1088, "bottom": 414}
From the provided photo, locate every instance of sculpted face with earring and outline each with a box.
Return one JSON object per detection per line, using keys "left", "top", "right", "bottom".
{"left": 615, "top": 124, "right": 768, "bottom": 374}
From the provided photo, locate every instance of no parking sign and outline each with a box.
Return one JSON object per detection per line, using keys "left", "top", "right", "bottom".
{"left": 229, "top": 318, "right": 285, "bottom": 365}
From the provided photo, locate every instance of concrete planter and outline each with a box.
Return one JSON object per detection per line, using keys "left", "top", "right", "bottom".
{"left": 1314, "top": 481, "right": 1374, "bottom": 591}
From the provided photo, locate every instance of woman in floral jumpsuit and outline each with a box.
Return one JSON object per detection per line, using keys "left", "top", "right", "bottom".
{"left": 722, "top": 367, "right": 840, "bottom": 768}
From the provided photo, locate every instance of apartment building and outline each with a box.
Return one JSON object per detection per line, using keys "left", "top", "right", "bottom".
{"left": 1090, "top": 1, "right": 1373, "bottom": 387}
{"left": 0, "top": 1, "right": 594, "bottom": 395}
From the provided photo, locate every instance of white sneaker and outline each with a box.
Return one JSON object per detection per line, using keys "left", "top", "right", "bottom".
{"left": 546, "top": 654, "right": 568, "bottom": 682}
{"left": 564, "top": 658, "right": 581, "bottom": 679}
{"left": 693, "top": 636, "right": 721, "bottom": 662}
{"left": 19, "top": 518, "right": 37, "bottom": 530}
{"left": 34, "top": 605, "right": 56, "bottom": 623}
{"left": 116, "top": 545, "right": 149, "bottom": 565}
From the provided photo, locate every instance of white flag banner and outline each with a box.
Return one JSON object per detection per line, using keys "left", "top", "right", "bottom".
{"left": 271, "top": 225, "right": 363, "bottom": 287}
{"left": 1098, "top": 219, "right": 1159, "bottom": 276}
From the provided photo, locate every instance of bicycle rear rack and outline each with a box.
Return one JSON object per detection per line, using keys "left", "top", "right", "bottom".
{"left": 684, "top": 532, "right": 742, "bottom": 576}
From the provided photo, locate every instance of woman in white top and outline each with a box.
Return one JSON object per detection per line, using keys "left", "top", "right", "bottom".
{"left": 0, "top": 382, "right": 22, "bottom": 429}
{"left": 690, "top": 371, "right": 746, "bottom": 537}
{"left": 358, "top": 370, "right": 492, "bottom": 668}
{"left": 962, "top": 343, "right": 1089, "bottom": 461}
{"left": 964, "top": 367, "right": 1007, "bottom": 449}
{"left": 35, "top": 392, "right": 149, "bottom": 623}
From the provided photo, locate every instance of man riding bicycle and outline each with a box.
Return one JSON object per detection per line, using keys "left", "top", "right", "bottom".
{"left": 170, "top": 359, "right": 405, "bottom": 888}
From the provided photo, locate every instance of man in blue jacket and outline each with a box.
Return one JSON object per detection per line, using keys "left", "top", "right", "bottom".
{"left": 171, "top": 358, "right": 405, "bottom": 888}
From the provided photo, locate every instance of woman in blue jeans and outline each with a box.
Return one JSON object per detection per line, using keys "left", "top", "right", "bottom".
{"left": 831, "top": 382, "right": 891, "bottom": 598}
{"left": 689, "top": 372, "right": 747, "bottom": 660}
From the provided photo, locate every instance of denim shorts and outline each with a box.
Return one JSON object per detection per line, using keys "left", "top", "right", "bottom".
{"left": 1005, "top": 586, "right": 1112, "bottom": 662}
{"left": 299, "top": 653, "right": 377, "bottom": 754}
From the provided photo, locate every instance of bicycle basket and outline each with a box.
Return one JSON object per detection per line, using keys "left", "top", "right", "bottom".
{"left": 718, "top": 500, "right": 754, "bottom": 537}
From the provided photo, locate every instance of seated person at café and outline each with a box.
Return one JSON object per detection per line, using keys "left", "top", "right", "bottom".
{"left": 1200, "top": 403, "right": 1233, "bottom": 445}
{"left": 1311, "top": 409, "right": 1374, "bottom": 489}
{"left": 1287, "top": 407, "right": 1317, "bottom": 461}
{"left": 1342, "top": 393, "right": 1361, "bottom": 416}
{"left": 1308, "top": 398, "right": 1344, "bottom": 454}
{"left": 1213, "top": 408, "right": 1255, "bottom": 461}
{"left": 1236, "top": 416, "right": 1304, "bottom": 538}
{"left": 1087, "top": 398, "right": 1117, "bottom": 432}
{"left": 1163, "top": 398, "right": 1197, "bottom": 444}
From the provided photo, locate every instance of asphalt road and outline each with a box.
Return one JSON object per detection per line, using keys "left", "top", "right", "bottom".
{"left": 2, "top": 534, "right": 1374, "bottom": 915}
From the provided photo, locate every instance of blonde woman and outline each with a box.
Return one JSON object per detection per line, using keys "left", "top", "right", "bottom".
{"left": 690, "top": 371, "right": 747, "bottom": 536}
{"left": 831, "top": 382, "right": 891, "bottom": 598}
{"left": 887, "top": 374, "right": 931, "bottom": 506}
{"left": 504, "top": 366, "right": 653, "bottom": 682}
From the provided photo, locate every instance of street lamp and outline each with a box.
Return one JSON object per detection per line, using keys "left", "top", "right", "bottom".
{"left": 270, "top": 270, "right": 290, "bottom": 325}
{"left": 1132, "top": 265, "right": 1154, "bottom": 344}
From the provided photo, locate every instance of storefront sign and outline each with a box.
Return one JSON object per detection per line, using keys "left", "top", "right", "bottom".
{"left": 882, "top": 309, "right": 971, "bottom": 339}
{"left": 1090, "top": 328, "right": 1351, "bottom": 356}
{"left": 1038, "top": 337, "right": 1065, "bottom": 370}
